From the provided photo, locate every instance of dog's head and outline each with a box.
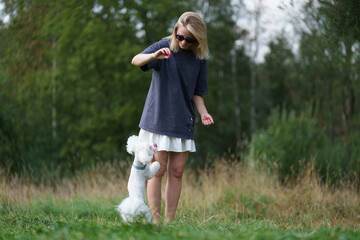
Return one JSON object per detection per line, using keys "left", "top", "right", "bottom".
{"left": 126, "top": 135, "right": 158, "bottom": 165}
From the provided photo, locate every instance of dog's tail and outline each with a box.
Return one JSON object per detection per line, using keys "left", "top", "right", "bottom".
{"left": 126, "top": 135, "right": 139, "bottom": 155}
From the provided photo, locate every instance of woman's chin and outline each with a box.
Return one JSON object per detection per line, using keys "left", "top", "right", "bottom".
{"left": 179, "top": 44, "right": 191, "bottom": 50}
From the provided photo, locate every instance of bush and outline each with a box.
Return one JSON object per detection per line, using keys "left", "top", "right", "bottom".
{"left": 250, "top": 107, "right": 359, "bottom": 184}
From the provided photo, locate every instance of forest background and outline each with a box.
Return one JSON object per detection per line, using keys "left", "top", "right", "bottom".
{"left": 0, "top": 0, "right": 359, "bottom": 184}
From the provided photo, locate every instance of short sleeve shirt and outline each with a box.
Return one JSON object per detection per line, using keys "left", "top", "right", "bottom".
{"left": 138, "top": 38, "right": 208, "bottom": 139}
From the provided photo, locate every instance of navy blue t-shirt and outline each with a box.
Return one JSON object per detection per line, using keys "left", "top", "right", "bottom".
{"left": 139, "top": 38, "right": 208, "bottom": 139}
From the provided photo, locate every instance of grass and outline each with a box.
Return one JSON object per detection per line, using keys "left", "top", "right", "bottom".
{"left": 1, "top": 159, "right": 360, "bottom": 239}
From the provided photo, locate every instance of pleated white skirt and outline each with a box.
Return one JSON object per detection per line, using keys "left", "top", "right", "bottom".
{"left": 138, "top": 129, "right": 196, "bottom": 152}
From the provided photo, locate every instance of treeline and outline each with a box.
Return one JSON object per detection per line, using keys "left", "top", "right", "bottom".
{"left": 0, "top": 0, "right": 359, "bottom": 182}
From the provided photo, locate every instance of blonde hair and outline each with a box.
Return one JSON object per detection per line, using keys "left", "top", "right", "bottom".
{"left": 169, "top": 12, "right": 210, "bottom": 60}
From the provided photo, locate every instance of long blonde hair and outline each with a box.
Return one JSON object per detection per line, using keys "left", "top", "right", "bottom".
{"left": 169, "top": 12, "right": 210, "bottom": 60}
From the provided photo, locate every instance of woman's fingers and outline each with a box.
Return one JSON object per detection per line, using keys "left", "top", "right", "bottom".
{"left": 159, "top": 48, "right": 171, "bottom": 58}
{"left": 202, "top": 116, "right": 214, "bottom": 125}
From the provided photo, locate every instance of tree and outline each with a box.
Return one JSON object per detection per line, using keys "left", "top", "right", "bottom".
{"left": 258, "top": 35, "right": 296, "bottom": 127}
{"left": 0, "top": 0, "right": 54, "bottom": 172}
{"left": 297, "top": 0, "right": 359, "bottom": 141}
{"left": 250, "top": 0, "right": 360, "bottom": 183}
{"left": 318, "top": 0, "right": 359, "bottom": 137}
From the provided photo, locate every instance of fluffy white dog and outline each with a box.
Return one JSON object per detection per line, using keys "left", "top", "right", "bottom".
{"left": 116, "top": 135, "right": 160, "bottom": 223}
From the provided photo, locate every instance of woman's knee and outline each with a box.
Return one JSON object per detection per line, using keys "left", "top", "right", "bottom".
{"left": 168, "top": 165, "right": 185, "bottom": 179}
{"left": 168, "top": 152, "right": 188, "bottom": 179}
{"left": 154, "top": 164, "right": 167, "bottom": 177}
{"left": 153, "top": 151, "right": 168, "bottom": 177}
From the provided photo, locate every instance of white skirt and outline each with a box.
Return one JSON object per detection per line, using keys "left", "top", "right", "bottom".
{"left": 138, "top": 129, "right": 196, "bottom": 152}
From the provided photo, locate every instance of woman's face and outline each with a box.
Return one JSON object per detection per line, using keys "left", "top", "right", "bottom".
{"left": 176, "top": 26, "right": 196, "bottom": 50}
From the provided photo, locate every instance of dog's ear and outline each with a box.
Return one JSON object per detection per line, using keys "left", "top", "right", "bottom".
{"left": 126, "top": 135, "right": 139, "bottom": 155}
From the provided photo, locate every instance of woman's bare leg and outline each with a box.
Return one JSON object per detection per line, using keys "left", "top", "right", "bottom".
{"left": 147, "top": 151, "right": 168, "bottom": 224}
{"left": 165, "top": 151, "right": 189, "bottom": 222}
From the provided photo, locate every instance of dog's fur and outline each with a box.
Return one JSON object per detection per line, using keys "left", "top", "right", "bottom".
{"left": 116, "top": 135, "right": 160, "bottom": 223}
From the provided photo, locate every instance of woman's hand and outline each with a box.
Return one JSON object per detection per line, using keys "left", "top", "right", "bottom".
{"left": 131, "top": 48, "right": 171, "bottom": 66}
{"left": 153, "top": 47, "right": 171, "bottom": 59}
{"left": 201, "top": 113, "right": 214, "bottom": 126}
{"left": 192, "top": 95, "right": 215, "bottom": 126}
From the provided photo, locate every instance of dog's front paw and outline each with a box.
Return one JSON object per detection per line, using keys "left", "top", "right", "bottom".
{"left": 151, "top": 161, "right": 160, "bottom": 172}
{"left": 148, "top": 161, "right": 160, "bottom": 179}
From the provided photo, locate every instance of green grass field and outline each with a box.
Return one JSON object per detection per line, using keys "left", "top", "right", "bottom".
{"left": 0, "top": 198, "right": 360, "bottom": 240}
{"left": 1, "top": 197, "right": 359, "bottom": 240}
{"left": 1, "top": 160, "right": 359, "bottom": 239}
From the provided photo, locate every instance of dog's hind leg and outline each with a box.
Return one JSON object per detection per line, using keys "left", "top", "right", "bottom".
{"left": 145, "top": 209, "right": 153, "bottom": 223}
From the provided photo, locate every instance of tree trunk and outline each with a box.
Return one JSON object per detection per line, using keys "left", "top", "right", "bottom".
{"left": 52, "top": 40, "right": 57, "bottom": 161}
{"left": 250, "top": 1, "right": 261, "bottom": 135}
{"left": 231, "top": 49, "right": 242, "bottom": 155}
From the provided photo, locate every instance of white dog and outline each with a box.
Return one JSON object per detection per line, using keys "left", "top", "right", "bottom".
{"left": 116, "top": 135, "right": 160, "bottom": 223}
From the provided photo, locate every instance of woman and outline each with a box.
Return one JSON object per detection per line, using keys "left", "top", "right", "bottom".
{"left": 131, "top": 11, "right": 214, "bottom": 223}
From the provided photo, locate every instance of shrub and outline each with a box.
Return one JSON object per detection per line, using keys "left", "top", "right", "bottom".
{"left": 250, "top": 107, "right": 359, "bottom": 184}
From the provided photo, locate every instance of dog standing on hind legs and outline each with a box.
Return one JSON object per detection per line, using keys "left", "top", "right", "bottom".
{"left": 116, "top": 135, "right": 160, "bottom": 223}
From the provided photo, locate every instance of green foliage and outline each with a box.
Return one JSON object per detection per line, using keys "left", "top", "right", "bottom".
{"left": 319, "top": 0, "right": 360, "bottom": 42}
{"left": 253, "top": 1, "right": 360, "bottom": 184}
{"left": 251, "top": 107, "right": 324, "bottom": 181}
{"left": 258, "top": 36, "right": 296, "bottom": 126}
{"left": 0, "top": 68, "right": 23, "bottom": 172}
{"left": 0, "top": 0, "right": 359, "bottom": 182}
{"left": 316, "top": 130, "right": 360, "bottom": 184}
{"left": 0, "top": 0, "right": 197, "bottom": 173}
{"left": 251, "top": 107, "right": 360, "bottom": 184}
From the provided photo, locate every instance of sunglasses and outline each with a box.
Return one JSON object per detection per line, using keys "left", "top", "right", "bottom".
{"left": 175, "top": 34, "right": 197, "bottom": 44}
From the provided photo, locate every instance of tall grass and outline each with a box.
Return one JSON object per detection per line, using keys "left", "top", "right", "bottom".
{"left": 0, "top": 161, "right": 129, "bottom": 205}
{"left": 1, "top": 158, "right": 359, "bottom": 229}
{"left": 181, "top": 160, "right": 359, "bottom": 228}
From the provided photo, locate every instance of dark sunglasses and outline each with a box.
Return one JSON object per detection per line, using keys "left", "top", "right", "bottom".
{"left": 175, "top": 34, "right": 197, "bottom": 44}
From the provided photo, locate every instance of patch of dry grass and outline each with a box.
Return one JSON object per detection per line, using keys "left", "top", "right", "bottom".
{"left": 0, "top": 161, "right": 129, "bottom": 205}
{"left": 181, "top": 159, "right": 360, "bottom": 228}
